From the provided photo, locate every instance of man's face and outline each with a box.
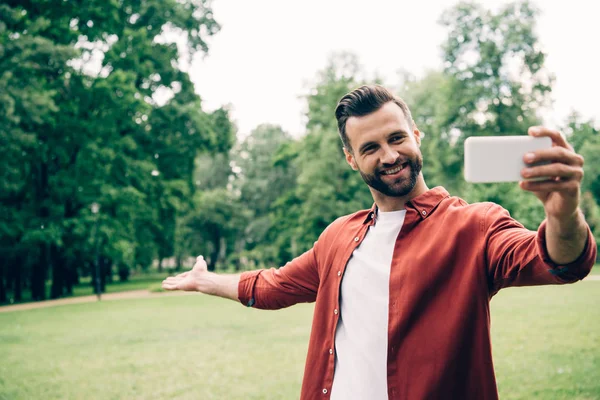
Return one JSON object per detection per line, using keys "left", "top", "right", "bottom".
{"left": 344, "top": 101, "right": 423, "bottom": 198}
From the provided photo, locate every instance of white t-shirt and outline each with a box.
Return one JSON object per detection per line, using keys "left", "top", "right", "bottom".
{"left": 330, "top": 209, "right": 406, "bottom": 400}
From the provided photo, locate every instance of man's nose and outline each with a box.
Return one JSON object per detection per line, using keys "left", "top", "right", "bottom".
{"left": 380, "top": 145, "right": 398, "bottom": 165}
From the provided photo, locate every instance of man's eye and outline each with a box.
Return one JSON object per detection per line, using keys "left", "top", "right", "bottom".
{"left": 391, "top": 136, "right": 403, "bottom": 142}
{"left": 363, "top": 146, "right": 376, "bottom": 154}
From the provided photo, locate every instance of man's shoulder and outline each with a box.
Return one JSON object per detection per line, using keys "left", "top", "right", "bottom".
{"left": 440, "top": 196, "right": 509, "bottom": 222}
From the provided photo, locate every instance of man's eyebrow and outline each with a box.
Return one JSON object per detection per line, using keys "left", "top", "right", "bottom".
{"left": 388, "top": 130, "right": 409, "bottom": 137}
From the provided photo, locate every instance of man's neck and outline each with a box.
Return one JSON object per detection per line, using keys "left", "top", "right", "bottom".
{"left": 371, "top": 177, "right": 429, "bottom": 212}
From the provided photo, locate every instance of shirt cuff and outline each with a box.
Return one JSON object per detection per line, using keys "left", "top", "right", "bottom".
{"left": 238, "top": 270, "right": 263, "bottom": 307}
{"left": 536, "top": 220, "right": 597, "bottom": 278}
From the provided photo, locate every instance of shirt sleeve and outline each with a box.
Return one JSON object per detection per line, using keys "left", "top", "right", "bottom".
{"left": 237, "top": 245, "right": 320, "bottom": 310}
{"left": 483, "top": 203, "right": 596, "bottom": 294}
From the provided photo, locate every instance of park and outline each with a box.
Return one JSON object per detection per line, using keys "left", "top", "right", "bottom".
{"left": 1, "top": 0, "right": 599, "bottom": 399}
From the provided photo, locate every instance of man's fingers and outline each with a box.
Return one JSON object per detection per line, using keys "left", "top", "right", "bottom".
{"left": 524, "top": 147, "right": 584, "bottom": 166}
{"left": 521, "top": 163, "right": 584, "bottom": 182}
{"left": 162, "top": 280, "right": 180, "bottom": 290}
{"left": 162, "top": 284, "right": 179, "bottom": 291}
{"left": 162, "top": 276, "right": 182, "bottom": 289}
{"left": 519, "top": 178, "right": 580, "bottom": 193}
{"left": 528, "top": 126, "right": 571, "bottom": 149}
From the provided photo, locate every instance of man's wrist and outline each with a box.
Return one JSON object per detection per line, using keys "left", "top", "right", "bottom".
{"left": 546, "top": 209, "right": 585, "bottom": 239}
{"left": 196, "top": 272, "right": 218, "bottom": 295}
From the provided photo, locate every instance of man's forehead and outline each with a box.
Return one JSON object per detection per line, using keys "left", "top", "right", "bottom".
{"left": 346, "top": 102, "right": 411, "bottom": 143}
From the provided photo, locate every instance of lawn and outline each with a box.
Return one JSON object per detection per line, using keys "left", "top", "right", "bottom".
{"left": 0, "top": 280, "right": 599, "bottom": 400}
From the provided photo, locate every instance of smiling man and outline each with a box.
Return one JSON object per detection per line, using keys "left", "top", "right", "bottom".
{"left": 163, "top": 85, "right": 596, "bottom": 399}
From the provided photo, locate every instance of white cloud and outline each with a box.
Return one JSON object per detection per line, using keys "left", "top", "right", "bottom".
{"left": 190, "top": 0, "right": 600, "bottom": 136}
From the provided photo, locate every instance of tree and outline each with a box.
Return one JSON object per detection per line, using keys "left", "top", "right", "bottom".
{"left": 279, "top": 53, "right": 374, "bottom": 253}
{"left": 0, "top": 0, "right": 231, "bottom": 302}
{"left": 565, "top": 114, "right": 600, "bottom": 204}
{"left": 186, "top": 188, "right": 249, "bottom": 271}
{"left": 400, "top": 71, "right": 463, "bottom": 193}
{"left": 434, "top": 0, "right": 552, "bottom": 223}
{"left": 231, "top": 124, "right": 297, "bottom": 264}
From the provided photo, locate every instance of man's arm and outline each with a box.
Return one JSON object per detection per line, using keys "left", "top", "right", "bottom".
{"left": 519, "top": 126, "right": 589, "bottom": 264}
{"left": 162, "top": 256, "right": 240, "bottom": 301}
{"left": 163, "top": 245, "right": 321, "bottom": 309}
{"left": 484, "top": 126, "right": 596, "bottom": 293}
{"left": 545, "top": 210, "right": 589, "bottom": 265}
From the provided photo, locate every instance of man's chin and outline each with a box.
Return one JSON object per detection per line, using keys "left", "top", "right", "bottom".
{"left": 373, "top": 181, "right": 415, "bottom": 198}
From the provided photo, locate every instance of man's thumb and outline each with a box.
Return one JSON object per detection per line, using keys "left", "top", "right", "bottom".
{"left": 194, "top": 255, "right": 207, "bottom": 270}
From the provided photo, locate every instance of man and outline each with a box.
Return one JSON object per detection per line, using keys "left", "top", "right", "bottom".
{"left": 162, "top": 85, "right": 596, "bottom": 399}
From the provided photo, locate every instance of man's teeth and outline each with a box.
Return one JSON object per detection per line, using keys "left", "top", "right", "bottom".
{"left": 382, "top": 165, "right": 404, "bottom": 175}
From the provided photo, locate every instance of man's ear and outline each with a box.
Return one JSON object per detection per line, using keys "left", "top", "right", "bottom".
{"left": 343, "top": 147, "right": 358, "bottom": 171}
{"left": 413, "top": 125, "right": 422, "bottom": 147}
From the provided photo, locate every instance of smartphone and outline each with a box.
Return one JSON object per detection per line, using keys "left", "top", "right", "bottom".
{"left": 464, "top": 136, "right": 552, "bottom": 183}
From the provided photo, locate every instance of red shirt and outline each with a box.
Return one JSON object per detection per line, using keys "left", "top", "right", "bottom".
{"left": 238, "top": 187, "right": 596, "bottom": 399}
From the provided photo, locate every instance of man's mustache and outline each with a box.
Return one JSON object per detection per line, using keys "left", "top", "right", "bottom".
{"left": 377, "top": 158, "right": 410, "bottom": 174}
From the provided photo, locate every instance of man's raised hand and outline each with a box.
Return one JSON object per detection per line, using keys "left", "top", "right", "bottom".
{"left": 519, "top": 126, "right": 584, "bottom": 220}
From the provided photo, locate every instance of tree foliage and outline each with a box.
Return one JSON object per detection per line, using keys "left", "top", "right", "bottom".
{"left": 0, "top": 0, "right": 232, "bottom": 302}
{"left": 2, "top": 1, "right": 598, "bottom": 303}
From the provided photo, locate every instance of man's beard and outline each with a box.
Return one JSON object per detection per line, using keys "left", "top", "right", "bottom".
{"left": 358, "top": 155, "right": 423, "bottom": 197}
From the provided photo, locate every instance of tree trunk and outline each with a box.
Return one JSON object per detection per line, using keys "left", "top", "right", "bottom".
{"left": 91, "top": 259, "right": 101, "bottom": 294}
{"left": 118, "top": 263, "right": 129, "bottom": 281}
{"left": 99, "top": 255, "right": 110, "bottom": 292}
{"left": 33, "top": 161, "right": 50, "bottom": 301}
{"left": 13, "top": 257, "right": 22, "bottom": 302}
{"left": 158, "top": 258, "right": 163, "bottom": 273}
{"left": 105, "top": 257, "right": 113, "bottom": 284}
{"left": 208, "top": 226, "right": 220, "bottom": 272}
{"left": 62, "top": 200, "right": 78, "bottom": 296}
{"left": 0, "top": 257, "right": 6, "bottom": 303}
{"left": 50, "top": 245, "right": 63, "bottom": 299}
{"left": 64, "top": 259, "right": 76, "bottom": 295}
{"left": 175, "top": 254, "right": 182, "bottom": 272}
{"left": 31, "top": 244, "right": 47, "bottom": 301}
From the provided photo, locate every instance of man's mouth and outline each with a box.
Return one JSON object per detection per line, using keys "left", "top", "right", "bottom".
{"left": 380, "top": 163, "right": 408, "bottom": 176}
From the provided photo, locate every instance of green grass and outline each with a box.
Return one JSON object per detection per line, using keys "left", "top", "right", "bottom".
{"left": 0, "top": 280, "right": 599, "bottom": 399}
{"left": 490, "top": 281, "right": 600, "bottom": 400}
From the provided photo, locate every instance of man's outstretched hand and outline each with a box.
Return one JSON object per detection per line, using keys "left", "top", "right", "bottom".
{"left": 161, "top": 255, "right": 241, "bottom": 301}
{"left": 162, "top": 255, "right": 208, "bottom": 292}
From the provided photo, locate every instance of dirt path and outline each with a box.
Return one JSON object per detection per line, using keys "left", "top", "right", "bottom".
{"left": 0, "top": 290, "right": 195, "bottom": 313}
{"left": 2, "top": 275, "right": 599, "bottom": 313}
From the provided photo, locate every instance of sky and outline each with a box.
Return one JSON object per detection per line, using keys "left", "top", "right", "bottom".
{"left": 189, "top": 0, "right": 600, "bottom": 138}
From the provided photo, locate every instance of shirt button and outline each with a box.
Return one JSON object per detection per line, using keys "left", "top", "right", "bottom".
{"left": 329, "top": 348, "right": 333, "bottom": 354}
{"left": 421, "top": 210, "right": 427, "bottom": 216}
{"left": 354, "top": 236, "right": 359, "bottom": 242}
{"left": 334, "top": 309, "right": 338, "bottom": 315}
{"left": 323, "top": 388, "right": 328, "bottom": 394}
{"left": 337, "top": 271, "right": 341, "bottom": 277}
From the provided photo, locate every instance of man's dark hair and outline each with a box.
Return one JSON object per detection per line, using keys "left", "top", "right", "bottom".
{"left": 335, "top": 85, "right": 414, "bottom": 152}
